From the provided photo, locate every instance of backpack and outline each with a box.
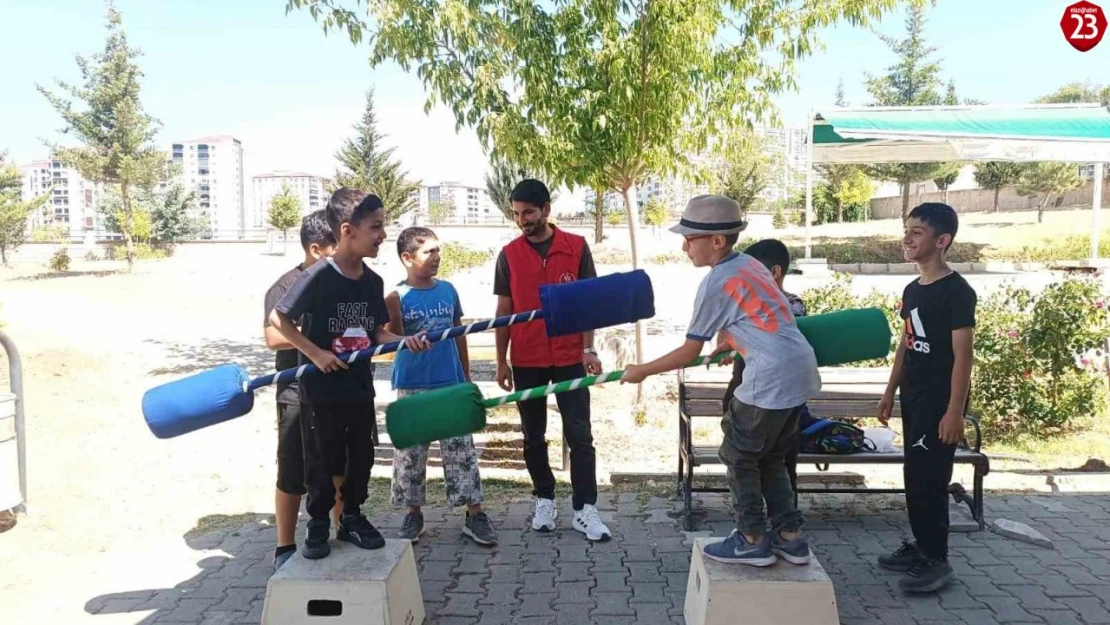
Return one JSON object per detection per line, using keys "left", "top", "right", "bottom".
{"left": 799, "top": 418, "right": 876, "bottom": 455}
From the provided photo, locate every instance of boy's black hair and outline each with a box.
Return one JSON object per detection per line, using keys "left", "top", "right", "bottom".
{"left": 397, "top": 226, "right": 438, "bottom": 257}
{"left": 744, "top": 238, "right": 791, "bottom": 274}
{"left": 908, "top": 202, "right": 959, "bottom": 250}
{"left": 324, "top": 188, "right": 383, "bottom": 237}
{"left": 300, "top": 209, "right": 337, "bottom": 250}
{"left": 723, "top": 233, "right": 740, "bottom": 248}
{"left": 509, "top": 179, "right": 551, "bottom": 208}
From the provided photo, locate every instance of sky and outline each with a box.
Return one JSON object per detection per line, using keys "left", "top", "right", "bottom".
{"left": 1, "top": 0, "right": 1106, "bottom": 212}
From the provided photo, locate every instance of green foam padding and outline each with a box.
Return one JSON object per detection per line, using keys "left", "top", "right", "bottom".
{"left": 386, "top": 382, "right": 487, "bottom": 450}
{"left": 796, "top": 307, "right": 892, "bottom": 366}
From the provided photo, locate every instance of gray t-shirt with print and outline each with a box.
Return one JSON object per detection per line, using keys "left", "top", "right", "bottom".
{"left": 686, "top": 252, "right": 821, "bottom": 410}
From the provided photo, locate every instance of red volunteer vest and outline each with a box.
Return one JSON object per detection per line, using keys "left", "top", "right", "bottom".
{"left": 505, "top": 226, "right": 586, "bottom": 368}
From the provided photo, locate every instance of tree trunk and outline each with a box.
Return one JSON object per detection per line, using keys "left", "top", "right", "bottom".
{"left": 836, "top": 199, "right": 843, "bottom": 223}
{"left": 1038, "top": 196, "right": 1048, "bottom": 224}
{"left": 993, "top": 187, "right": 1000, "bottom": 213}
{"left": 122, "top": 183, "right": 135, "bottom": 272}
{"left": 943, "top": 187, "right": 950, "bottom": 203}
{"left": 621, "top": 185, "right": 645, "bottom": 406}
{"left": 900, "top": 181, "right": 911, "bottom": 220}
{"left": 0, "top": 245, "right": 6, "bottom": 265}
{"left": 282, "top": 230, "right": 288, "bottom": 254}
{"left": 593, "top": 188, "right": 604, "bottom": 244}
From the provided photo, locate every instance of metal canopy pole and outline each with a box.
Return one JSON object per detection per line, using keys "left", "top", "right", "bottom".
{"left": 1093, "top": 163, "right": 1105, "bottom": 260}
{"left": 0, "top": 331, "right": 25, "bottom": 514}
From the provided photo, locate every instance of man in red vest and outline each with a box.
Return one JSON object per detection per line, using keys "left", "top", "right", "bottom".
{"left": 494, "top": 179, "right": 612, "bottom": 542}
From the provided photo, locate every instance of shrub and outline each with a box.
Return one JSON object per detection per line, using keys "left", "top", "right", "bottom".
{"left": 439, "top": 242, "right": 492, "bottom": 277}
{"left": 799, "top": 272, "right": 900, "bottom": 367}
{"left": 972, "top": 277, "right": 1110, "bottom": 439}
{"left": 104, "top": 242, "right": 170, "bottom": 261}
{"left": 48, "top": 247, "right": 71, "bottom": 272}
{"left": 772, "top": 204, "right": 787, "bottom": 230}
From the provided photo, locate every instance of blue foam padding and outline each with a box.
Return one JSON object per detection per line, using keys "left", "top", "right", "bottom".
{"left": 143, "top": 364, "right": 254, "bottom": 439}
{"left": 540, "top": 269, "right": 655, "bottom": 337}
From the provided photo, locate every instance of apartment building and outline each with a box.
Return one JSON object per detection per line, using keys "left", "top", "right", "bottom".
{"left": 252, "top": 172, "right": 331, "bottom": 229}
{"left": 420, "top": 181, "right": 500, "bottom": 224}
{"left": 20, "top": 158, "right": 101, "bottom": 240}
{"left": 169, "top": 136, "right": 245, "bottom": 239}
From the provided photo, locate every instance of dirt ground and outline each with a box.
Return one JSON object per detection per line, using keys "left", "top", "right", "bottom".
{"left": 0, "top": 214, "right": 1103, "bottom": 622}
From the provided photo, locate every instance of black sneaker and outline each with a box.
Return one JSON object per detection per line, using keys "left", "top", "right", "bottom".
{"left": 878, "top": 540, "right": 920, "bottom": 572}
{"left": 898, "top": 556, "right": 954, "bottom": 594}
{"left": 463, "top": 511, "right": 499, "bottom": 546}
{"left": 398, "top": 512, "right": 425, "bottom": 542}
{"left": 302, "top": 518, "right": 331, "bottom": 560}
{"left": 338, "top": 513, "right": 386, "bottom": 550}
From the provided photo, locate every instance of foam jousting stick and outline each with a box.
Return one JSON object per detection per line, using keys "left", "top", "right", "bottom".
{"left": 385, "top": 306, "right": 893, "bottom": 449}
{"left": 386, "top": 350, "right": 741, "bottom": 450}
{"left": 142, "top": 269, "right": 655, "bottom": 439}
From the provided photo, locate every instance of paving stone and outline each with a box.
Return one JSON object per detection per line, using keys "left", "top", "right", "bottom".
{"left": 623, "top": 546, "right": 659, "bottom": 562}
{"left": 977, "top": 596, "right": 1044, "bottom": 623}
{"left": 1029, "top": 609, "right": 1085, "bottom": 625}
{"left": 658, "top": 552, "right": 689, "bottom": 573}
{"left": 553, "top": 602, "right": 596, "bottom": 625}
{"left": 233, "top": 600, "right": 264, "bottom": 624}
{"left": 487, "top": 564, "right": 522, "bottom": 583}
{"left": 626, "top": 561, "right": 664, "bottom": 582}
{"left": 654, "top": 536, "right": 688, "bottom": 553}
{"left": 421, "top": 561, "right": 457, "bottom": 581}
{"left": 592, "top": 592, "right": 635, "bottom": 616}
{"left": 487, "top": 544, "right": 526, "bottom": 565}
{"left": 552, "top": 581, "right": 595, "bottom": 604}
{"left": 441, "top": 593, "right": 483, "bottom": 617}
{"left": 590, "top": 553, "right": 627, "bottom": 572}
{"left": 956, "top": 609, "right": 1004, "bottom": 625}
{"left": 629, "top": 582, "right": 668, "bottom": 604}
{"left": 555, "top": 562, "right": 592, "bottom": 582}
{"left": 938, "top": 588, "right": 987, "bottom": 610}
{"left": 557, "top": 543, "right": 590, "bottom": 563}
{"left": 522, "top": 572, "right": 556, "bottom": 594}
{"left": 517, "top": 592, "right": 556, "bottom": 617}
{"left": 631, "top": 600, "right": 676, "bottom": 625}
{"left": 593, "top": 570, "right": 631, "bottom": 593}
{"left": 955, "top": 575, "right": 1016, "bottom": 597}
{"left": 521, "top": 553, "right": 557, "bottom": 573}
{"left": 1066, "top": 597, "right": 1110, "bottom": 623}
{"left": 456, "top": 553, "right": 494, "bottom": 574}
{"left": 450, "top": 573, "right": 488, "bottom": 595}
{"left": 96, "top": 597, "right": 151, "bottom": 615}
{"left": 974, "top": 565, "right": 1030, "bottom": 586}
{"left": 211, "top": 588, "right": 262, "bottom": 613}
{"left": 479, "top": 582, "right": 520, "bottom": 605}
{"left": 476, "top": 604, "right": 518, "bottom": 625}
{"left": 156, "top": 598, "right": 220, "bottom": 623}
{"left": 437, "top": 618, "right": 480, "bottom": 625}
{"left": 899, "top": 594, "right": 960, "bottom": 621}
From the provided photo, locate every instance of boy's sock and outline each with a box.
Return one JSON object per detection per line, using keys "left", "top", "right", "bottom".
{"left": 338, "top": 512, "right": 385, "bottom": 550}
{"left": 273, "top": 544, "right": 297, "bottom": 569}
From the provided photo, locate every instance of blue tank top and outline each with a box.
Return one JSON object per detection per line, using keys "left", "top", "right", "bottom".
{"left": 391, "top": 280, "right": 467, "bottom": 390}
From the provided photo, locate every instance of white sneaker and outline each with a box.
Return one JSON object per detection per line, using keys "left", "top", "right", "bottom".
{"left": 572, "top": 504, "right": 611, "bottom": 542}
{"left": 531, "top": 498, "right": 557, "bottom": 532}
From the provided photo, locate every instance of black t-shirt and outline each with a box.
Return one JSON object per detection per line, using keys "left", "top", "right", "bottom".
{"left": 264, "top": 264, "right": 305, "bottom": 405}
{"left": 492, "top": 236, "right": 597, "bottom": 297}
{"left": 275, "top": 258, "right": 388, "bottom": 404}
{"left": 899, "top": 271, "right": 977, "bottom": 404}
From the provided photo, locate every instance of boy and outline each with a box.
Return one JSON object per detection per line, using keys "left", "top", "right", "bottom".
{"left": 877, "top": 202, "right": 976, "bottom": 594}
{"left": 717, "top": 239, "right": 815, "bottom": 498}
{"left": 621, "top": 195, "right": 820, "bottom": 567}
{"left": 385, "top": 227, "right": 499, "bottom": 546}
{"left": 263, "top": 210, "right": 343, "bottom": 569}
{"left": 270, "top": 189, "right": 431, "bottom": 560}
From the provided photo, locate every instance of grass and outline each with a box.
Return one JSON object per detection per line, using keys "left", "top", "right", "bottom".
{"left": 985, "top": 416, "right": 1110, "bottom": 472}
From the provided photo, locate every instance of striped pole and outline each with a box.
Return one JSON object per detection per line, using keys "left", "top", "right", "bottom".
{"left": 485, "top": 350, "right": 740, "bottom": 407}
{"left": 246, "top": 310, "right": 542, "bottom": 391}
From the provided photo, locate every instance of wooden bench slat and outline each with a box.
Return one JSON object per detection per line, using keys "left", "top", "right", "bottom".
{"left": 682, "top": 399, "right": 902, "bottom": 418}
{"left": 686, "top": 445, "right": 987, "bottom": 467}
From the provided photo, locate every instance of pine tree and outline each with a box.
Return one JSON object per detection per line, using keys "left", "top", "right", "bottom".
{"left": 0, "top": 154, "right": 50, "bottom": 265}
{"left": 973, "top": 162, "right": 1025, "bottom": 212}
{"left": 863, "top": 1, "right": 961, "bottom": 219}
{"left": 38, "top": 2, "right": 164, "bottom": 271}
{"left": 334, "top": 89, "right": 421, "bottom": 221}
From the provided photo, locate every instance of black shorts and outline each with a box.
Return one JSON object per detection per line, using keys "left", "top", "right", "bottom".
{"left": 276, "top": 401, "right": 346, "bottom": 496}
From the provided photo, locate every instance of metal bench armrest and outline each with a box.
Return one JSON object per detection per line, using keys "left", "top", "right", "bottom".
{"left": 965, "top": 412, "right": 983, "bottom": 453}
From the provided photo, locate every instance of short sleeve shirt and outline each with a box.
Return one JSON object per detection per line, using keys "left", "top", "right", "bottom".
{"left": 899, "top": 271, "right": 977, "bottom": 404}
{"left": 687, "top": 253, "right": 821, "bottom": 409}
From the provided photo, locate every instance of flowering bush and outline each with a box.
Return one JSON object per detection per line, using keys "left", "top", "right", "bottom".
{"left": 800, "top": 273, "right": 1110, "bottom": 442}
{"left": 973, "top": 277, "right": 1110, "bottom": 439}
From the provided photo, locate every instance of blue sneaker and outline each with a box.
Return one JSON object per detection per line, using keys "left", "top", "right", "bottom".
{"left": 702, "top": 530, "right": 777, "bottom": 567}
{"left": 771, "top": 533, "right": 812, "bottom": 565}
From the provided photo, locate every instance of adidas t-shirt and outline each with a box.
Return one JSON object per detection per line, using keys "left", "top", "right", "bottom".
{"left": 898, "top": 271, "right": 977, "bottom": 403}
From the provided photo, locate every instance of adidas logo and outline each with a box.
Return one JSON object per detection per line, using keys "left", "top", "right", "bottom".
{"left": 904, "top": 308, "right": 931, "bottom": 354}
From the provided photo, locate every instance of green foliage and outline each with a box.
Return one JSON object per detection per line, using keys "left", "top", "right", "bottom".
{"left": 863, "top": 1, "right": 961, "bottom": 219}
{"left": 1036, "top": 81, "right": 1109, "bottom": 105}
{"left": 105, "top": 241, "right": 168, "bottom": 261}
{"left": 642, "top": 199, "right": 667, "bottom": 228}
{"left": 715, "top": 134, "right": 771, "bottom": 214}
{"left": 150, "top": 182, "right": 201, "bottom": 242}
{"left": 31, "top": 224, "right": 66, "bottom": 242}
{"left": 48, "top": 247, "right": 71, "bottom": 272}
{"left": 973, "top": 278, "right": 1110, "bottom": 439}
{"left": 427, "top": 201, "right": 452, "bottom": 226}
{"left": 38, "top": 3, "right": 165, "bottom": 271}
{"left": 100, "top": 189, "right": 153, "bottom": 242}
{"left": 333, "top": 89, "right": 420, "bottom": 221}
{"left": 483, "top": 156, "right": 557, "bottom": 222}
{"left": 1017, "top": 162, "right": 1083, "bottom": 223}
{"left": 973, "top": 162, "right": 1025, "bottom": 212}
{"left": 1, "top": 156, "right": 49, "bottom": 264}
{"left": 607, "top": 212, "right": 623, "bottom": 226}
{"left": 268, "top": 183, "right": 302, "bottom": 232}
{"left": 800, "top": 273, "right": 901, "bottom": 367}
{"left": 771, "top": 203, "right": 787, "bottom": 230}
{"left": 438, "top": 243, "right": 491, "bottom": 277}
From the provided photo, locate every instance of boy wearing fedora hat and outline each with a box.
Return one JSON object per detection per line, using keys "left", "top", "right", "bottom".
{"left": 621, "top": 194, "right": 821, "bottom": 567}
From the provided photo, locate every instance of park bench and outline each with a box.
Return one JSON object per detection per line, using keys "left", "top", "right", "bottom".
{"left": 676, "top": 367, "right": 990, "bottom": 531}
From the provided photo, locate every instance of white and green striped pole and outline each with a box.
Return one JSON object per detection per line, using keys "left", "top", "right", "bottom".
{"left": 485, "top": 350, "right": 740, "bottom": 407}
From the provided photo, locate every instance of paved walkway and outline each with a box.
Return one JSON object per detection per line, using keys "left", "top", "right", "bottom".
{"left": 83, "top": 492, "right": 1110, "bottom": 625}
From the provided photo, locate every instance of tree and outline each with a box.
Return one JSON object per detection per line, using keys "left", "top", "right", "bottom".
{"left": 643, "top": 199, "right": 667, "bottom": 234}
{"left": 268, "top": 183, "right": 302, "bottom": 252}
{"left": 483, "top": 155, "right": 559, "bottom": 225}
{"left": 427, "top": 200, "right": 452, "bottom": 226}
{"left": 0, "top": 156, "right": 49, "bottom": 265}
{"left": 286, "top": 0, "right": 899, "bottom": 404}
{"left": 716, "top": 134, "right": 771, "bottom": 214}
{"left": 973, "top": 162, "right": 1024, "bottom": 212}
{"left": 1017, "top": 163, "right": 1082, "bottom": 224}
{"left": 817, "top": 79, "right": 873, "bottom": 222}
{"left": 334, "top": 89, "right": 421, "bottom": 221}
{"left": 933, "top": 168, "right": 960, "bottom": 203}
{"left": 38, "top": 2, "right": 164, "bottom": 271}
{"left": 863, "top": 0, "right": 962, "bottom": 219}
{"left": 150, "top": 182, "right": 201, "bottom": 243}
{"left": 1037, "top": 81, "right": 1109, "bottom": 105}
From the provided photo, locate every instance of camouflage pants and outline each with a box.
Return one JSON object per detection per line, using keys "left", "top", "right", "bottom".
{"left": 391, "top": 388, "right": 483, "bottom": 508}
